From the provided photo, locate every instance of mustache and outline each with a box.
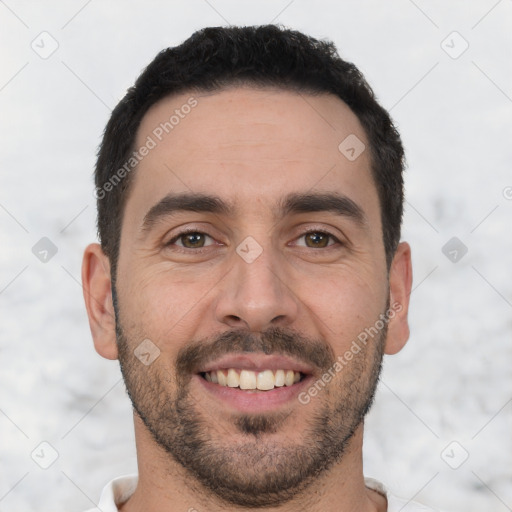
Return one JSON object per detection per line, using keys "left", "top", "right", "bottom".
{"left": 175, "top": 326, "right": 336, "bottom": 377}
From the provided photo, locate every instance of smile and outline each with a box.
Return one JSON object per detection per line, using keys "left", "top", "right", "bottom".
{"left": 201, "top": 368, "right": 304, "bottom": 391}
{"left": 195, "top": 353, "right": 314, "bottom": 411}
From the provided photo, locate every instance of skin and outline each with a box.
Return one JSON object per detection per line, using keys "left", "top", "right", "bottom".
{"left": 82, "top": 86, "right": 412, "bottom": 512}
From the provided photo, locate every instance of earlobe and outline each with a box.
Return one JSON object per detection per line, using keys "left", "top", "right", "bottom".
{"left": 384, "top": 242, "right": 413, "bottom": 355}
{"left": 81, "top": 243, "right": 119, "bottom": 360}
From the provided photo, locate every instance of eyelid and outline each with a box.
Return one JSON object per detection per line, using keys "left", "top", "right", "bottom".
{"left": 165, "top": 226, "right": 343, "bottom": 252}
{"left": 165, "top": 228, "right": 218, "bottom": 248}
{"left": 291, "top": 228, "right": 342, "bottom": 248}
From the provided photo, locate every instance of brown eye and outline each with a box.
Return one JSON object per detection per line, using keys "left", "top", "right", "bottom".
{"left": 168, "top": 231, "right": 214, "bottom": 249}
{"left": 181, "top": 232, "right": 206, "bottom": 248}
{"left": 302, "top": 231, "right": 335, "bottom": 248}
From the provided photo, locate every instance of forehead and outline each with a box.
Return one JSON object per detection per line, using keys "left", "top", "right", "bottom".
{"left": 136, "top": 85, "right": 367, "bottom": 163}
{"left": 126, "top": 86, "right": 378, "bottom": 226}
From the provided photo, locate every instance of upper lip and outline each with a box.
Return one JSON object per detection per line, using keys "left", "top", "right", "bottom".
{"left": 197, "top": 353, "right": 315, "bottom": 375}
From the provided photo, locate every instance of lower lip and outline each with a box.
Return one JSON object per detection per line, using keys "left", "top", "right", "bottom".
{"left": 194, "top": 374, "right": 313, "bottom": 413}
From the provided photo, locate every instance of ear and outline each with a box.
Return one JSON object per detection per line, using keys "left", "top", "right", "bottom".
{"left": 384, "top": 242, "right": 413, "bottom": 355}
{"left": 81, "top": 243, "right": 118, "bottom": 360}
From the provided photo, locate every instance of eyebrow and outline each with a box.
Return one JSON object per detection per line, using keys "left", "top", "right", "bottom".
{"left": 140, "top": 191, "right": 367, "bottom": 234}
{"left": 278, "top": 192, "right": 367, "bottom": 225}
{"left": 141, "top": 193, "right": 233, "bottom": 234}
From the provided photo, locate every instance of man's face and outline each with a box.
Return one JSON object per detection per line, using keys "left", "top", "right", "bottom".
{"left": 112, "top": 87, "right": 394, "bottom": 506}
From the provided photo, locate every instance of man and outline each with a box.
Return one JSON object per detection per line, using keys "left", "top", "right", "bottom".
{"left": 82, "top": 24, "right": 441, "bottom": 511}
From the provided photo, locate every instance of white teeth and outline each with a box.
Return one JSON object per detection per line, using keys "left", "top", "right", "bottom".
{"left": 204, "top": 369, "right": 303, "bottom": 390}
{"left": 239, "top": 369, "right": 257, "bottom": 389}
{"left": 256, "top": 370, "right": 275, "bottom": 390}
{"left": 217, "top": 370, "right": 227, "bottom": 386}
{"left": 274, "top": 369, "right": 285, "bottom": 387}
{"left": 227, "top": 368, "right": 240, "bottom": 387}
{"left": 285, "top": 370, "right": 295, "bottom": 386}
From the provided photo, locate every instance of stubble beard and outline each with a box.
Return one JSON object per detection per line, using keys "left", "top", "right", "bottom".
{"left": 114, "top": 305, "right": 386, "bottom": 508}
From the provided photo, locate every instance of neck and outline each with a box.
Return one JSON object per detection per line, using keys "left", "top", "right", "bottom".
{"left": 119, "top": 415, "right": 386, "bottom": 512}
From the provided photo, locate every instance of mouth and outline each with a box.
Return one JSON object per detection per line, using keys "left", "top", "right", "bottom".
{"left": 200, "top": 368, "right": 305, "bottom": 391}
{"left": 194, "top": 353, "right": 314, "bottom": 412}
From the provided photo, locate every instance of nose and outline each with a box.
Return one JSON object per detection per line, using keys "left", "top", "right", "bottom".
{"left": 214, "top": 244, "right": 299, "bottom": 333}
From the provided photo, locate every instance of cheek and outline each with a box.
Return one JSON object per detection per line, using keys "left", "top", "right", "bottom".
{"left": 119, "top": 263, "right": 216, "bottom": 343}
{"left": 298, "top": 265, "right": 387, "bottom": 351}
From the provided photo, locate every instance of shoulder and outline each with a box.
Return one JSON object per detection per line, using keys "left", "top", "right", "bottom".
{"left": 82, "top": 474, "right": 138, "bottom": 512}
{"left": 365, "top": 477, "right": 445, "bottom": 512}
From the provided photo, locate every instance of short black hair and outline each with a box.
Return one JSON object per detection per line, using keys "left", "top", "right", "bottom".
{"left": 95, "top": 24, "right": 405, "bottom": 280}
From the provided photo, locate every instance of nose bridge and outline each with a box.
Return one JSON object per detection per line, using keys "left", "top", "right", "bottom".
{"left": 215, "top": 236, "right": 298, "bottom": 331}
{"left": 240, "top": 241, "right": 281, "bottom": 296}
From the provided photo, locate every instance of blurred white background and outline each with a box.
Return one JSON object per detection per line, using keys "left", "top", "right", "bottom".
{"left": 1, "top": 1, "right": 511, "bottom": 510}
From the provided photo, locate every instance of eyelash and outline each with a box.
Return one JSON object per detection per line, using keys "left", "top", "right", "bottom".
{"left": 165, "top": 228, "right": 342, "bottom": 252}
